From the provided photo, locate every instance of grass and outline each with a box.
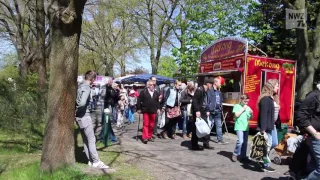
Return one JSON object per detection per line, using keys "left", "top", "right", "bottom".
{"left": 0, "top": 128, "right": 152, "bottom": 180}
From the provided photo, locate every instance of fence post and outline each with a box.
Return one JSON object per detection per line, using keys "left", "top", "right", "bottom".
{"left": 103, "top": 108, "right": 111, "bottom": 147}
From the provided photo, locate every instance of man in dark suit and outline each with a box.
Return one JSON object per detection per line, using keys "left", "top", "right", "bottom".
{"left": 191, "top": 79, "right": 215, "bottom": 151}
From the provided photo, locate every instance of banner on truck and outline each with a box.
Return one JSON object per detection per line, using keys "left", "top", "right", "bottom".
{"left": 199, "top": 56, "right": 245, "bottom": 73}
{"left": 200, "top": 37, "right": 247, "bottom": 63}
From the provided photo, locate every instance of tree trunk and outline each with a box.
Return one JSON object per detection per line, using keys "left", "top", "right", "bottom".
{"left": 19, "top": 52, "right": 30, "bottom": 77}
{"left": 36, "top": 0, "right": 47, "bottom": 91}
{"left": 295, "top": 27, "right": 313, "bottom": 100}
{"left": 120, "top": 56, "right": 126, "bottom": 76}
{"left": 153, "top": 48, "right": 161, "bottom": 74}
{"left": 291, "top": 0, "right": 320, "bottom": 100}
{"left": 150, "top": 48, "right": 156, "bottom": 74}
{"left": 40, "top": 0, "right": 86, "bottom": 172}
{"left": 104, "top": 61, "right": 114, "bottom": 77}
{"left": 120, "top": 18, "right": 126, "bottom": 76}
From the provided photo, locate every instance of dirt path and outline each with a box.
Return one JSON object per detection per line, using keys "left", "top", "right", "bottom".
{"left": 111, "top": 114, "right": 290, "bottom": 180}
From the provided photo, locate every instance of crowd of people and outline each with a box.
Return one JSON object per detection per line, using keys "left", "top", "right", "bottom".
{"left": 75, "top": 70, "right": 320, "bottom": 180}
{"left": 132, "top": 76, "right": 281, "bottom": 173}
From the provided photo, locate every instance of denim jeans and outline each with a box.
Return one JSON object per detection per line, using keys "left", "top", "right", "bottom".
{"left": 128, "top": 106, "right": 135, "bottom": 123}
{"left": 182, "top": 110, "right": 189, "bottom": 135}
{"left": 209, "top": 111, "right": 223, "bottom": 141}
{"left": 307, "top": 137, "right": 320, "bottom": 180}
{"left": 271, "top": 126, "right": 278, "bottom": 148}
{"left": 233, "top": 131, "right": 249, "bottom": 159}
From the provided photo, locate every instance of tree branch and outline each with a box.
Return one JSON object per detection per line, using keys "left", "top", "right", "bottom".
{"left": 282, "top": 0, "right": 295, "bottom": 9}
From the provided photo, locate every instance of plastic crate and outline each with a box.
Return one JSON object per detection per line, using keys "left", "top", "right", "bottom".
{"left": 277, "top": 124, "right": 288, "bottom": 142}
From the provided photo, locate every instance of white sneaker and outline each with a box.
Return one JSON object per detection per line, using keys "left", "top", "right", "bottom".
{"left": 92, "top": 161, "right": 109, "bottom": 169}
{"left": 88, "top": 161, "right": 92, "bottom": 166}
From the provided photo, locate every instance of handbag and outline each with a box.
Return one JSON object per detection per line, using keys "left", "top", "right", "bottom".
{"left": 158, "top": 112, "right": 166, "bottom": 128}
{"left": 195, "top": 117, "right": 211, "bottom": 138}
{"left": 187, "top": 104, "right": 192, "bottom": 116}
{"left": 166, "top": 106, "right": 181, "bottom": 119}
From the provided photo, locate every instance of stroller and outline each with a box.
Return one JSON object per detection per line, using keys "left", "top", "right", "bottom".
{"left": 285, "top": 134, "right": 313, "bottom": 180}
{"left": 269, "top": 132, "right": 302, "bottom": 165}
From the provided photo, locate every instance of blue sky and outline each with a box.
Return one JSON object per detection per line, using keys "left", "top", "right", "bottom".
{"left": 0, "top": 40, "right": 169, "bottom": 74}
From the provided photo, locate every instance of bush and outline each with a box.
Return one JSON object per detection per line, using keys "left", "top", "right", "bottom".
{"left": 0, "top": 70, "right": 46, "bottom": 152}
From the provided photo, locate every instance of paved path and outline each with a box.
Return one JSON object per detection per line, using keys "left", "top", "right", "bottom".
{"left": 108, "top": 113, "right": 291, "bottom": 180}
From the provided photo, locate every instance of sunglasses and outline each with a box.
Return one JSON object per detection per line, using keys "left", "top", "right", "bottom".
{"left": 149, "top": 84, "right": 155, "bottom": 86}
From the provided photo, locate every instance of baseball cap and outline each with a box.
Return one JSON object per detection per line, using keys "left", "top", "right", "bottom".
{"left": 204, "top": 79, "right": 214, "bottom": 84}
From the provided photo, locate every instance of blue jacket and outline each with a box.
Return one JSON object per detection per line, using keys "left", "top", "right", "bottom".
{"left": 206, "top": 88, "right": 223, "bottom": 112}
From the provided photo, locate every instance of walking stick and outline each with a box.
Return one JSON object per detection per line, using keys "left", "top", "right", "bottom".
{"left": 136, "top": 113, "right": 141, "bottom": 141}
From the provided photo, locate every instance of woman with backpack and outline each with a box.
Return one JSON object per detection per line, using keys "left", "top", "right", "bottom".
{"left": 231, "top": 94, "right": 252, "bottom": 162}
{"left": 257, "top": 79, "right": 281, "bottom": 172}
{"left": 162, "top": 80, "right": 182, "bottom": 139}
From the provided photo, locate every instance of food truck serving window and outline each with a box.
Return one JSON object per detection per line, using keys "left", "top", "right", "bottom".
{"left": 220, "top": 72, "right": 241, "bottom": 93}
{"left": 219, "top": 71, "right": 242, "bottom": 105}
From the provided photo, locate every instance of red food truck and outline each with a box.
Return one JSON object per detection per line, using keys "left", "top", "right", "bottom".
{"left": 197, "top": 37, "right": 296, "bottom": 128}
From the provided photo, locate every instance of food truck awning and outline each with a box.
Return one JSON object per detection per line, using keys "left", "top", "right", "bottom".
{"left": 195, "top": 68, "right": 244, "bottom": 76}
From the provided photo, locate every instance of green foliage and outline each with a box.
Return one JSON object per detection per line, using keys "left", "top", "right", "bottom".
{"left": 78, "top": 50, "right": 100, "bottom": 75}
{"left": 157, "top": 56, "right": 178, "bottom": 78}
{"left": 172, "top": 0, "right": 256, "bottom": 77}
{"left": 0, "top": 53, "right": 18, "bottom": 68}
{"left": 0, "top": 66, "right": 19, "bottom": 80}
{"left": 0, "top": 162, "right": 107, "bottom": 180}
{"left": 0, "top": 68, "right": 46, "bottom": 152}
{"left": 245, "top": 0, "right": 297, "bottom": 59}
{"left": 0, "top": 130, "right": 150, "bottom": 180}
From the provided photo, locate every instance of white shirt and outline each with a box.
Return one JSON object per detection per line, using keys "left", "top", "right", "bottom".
{"left": 148, "top": 89, "right": 154, "bottom": 98}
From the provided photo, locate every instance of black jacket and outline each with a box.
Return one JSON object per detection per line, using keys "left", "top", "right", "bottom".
{"left": 296, "top": 90, "right": 320, "bottom": 132}
{"left": 104, "top": 85, "right": 119, "bottom": 107}
{"left": 258, "top": 96, "right": 275, "bottom": 131}
{"left": 180, "top": 89, "right": 193, "bottom": 110}
{"left": 137, "top": 89, "right": 160, "bottom": 113}
{"left": 192, "top": 86, "right": 207, "bottom": 113}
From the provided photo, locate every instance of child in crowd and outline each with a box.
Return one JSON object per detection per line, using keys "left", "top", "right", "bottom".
{"left": 128, "top": 90, "right": 137, "bottom": 124}
{"left": 231, "top": 94, "right": 252, "bottom": 162}
{"left": 117, "top": 94, "right": 127, "bottom": 128}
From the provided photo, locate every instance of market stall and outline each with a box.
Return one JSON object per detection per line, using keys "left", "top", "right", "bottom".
{"left": 197, "top": 37, "right": 296, "bottom": 128}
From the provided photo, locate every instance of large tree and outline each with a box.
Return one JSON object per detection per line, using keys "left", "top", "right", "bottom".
{"left": 40, "top": 0, "right": 87, "bottom": 171}
{"left": 244, "top": 0, "right": 320, "bottom": 99}
{"left": 130, "top": 0, "right": 178, "bottom": 74}
{"left": 81, "top": 0, "right": 143, "bottom": 77}
{"left": 281, "top": 0, "right": 320, "bottom": 100}
{"left": 0, "top": 0, "right": 47, "bottom": 90}
{"left": 246, "top": 0, "right": 296, "bottom": 59}
{"left": 171, "top": 0, "right": 255, "bottom": 77}
{"left": 35, "top": 0, "right": 46, "bottom": 91}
